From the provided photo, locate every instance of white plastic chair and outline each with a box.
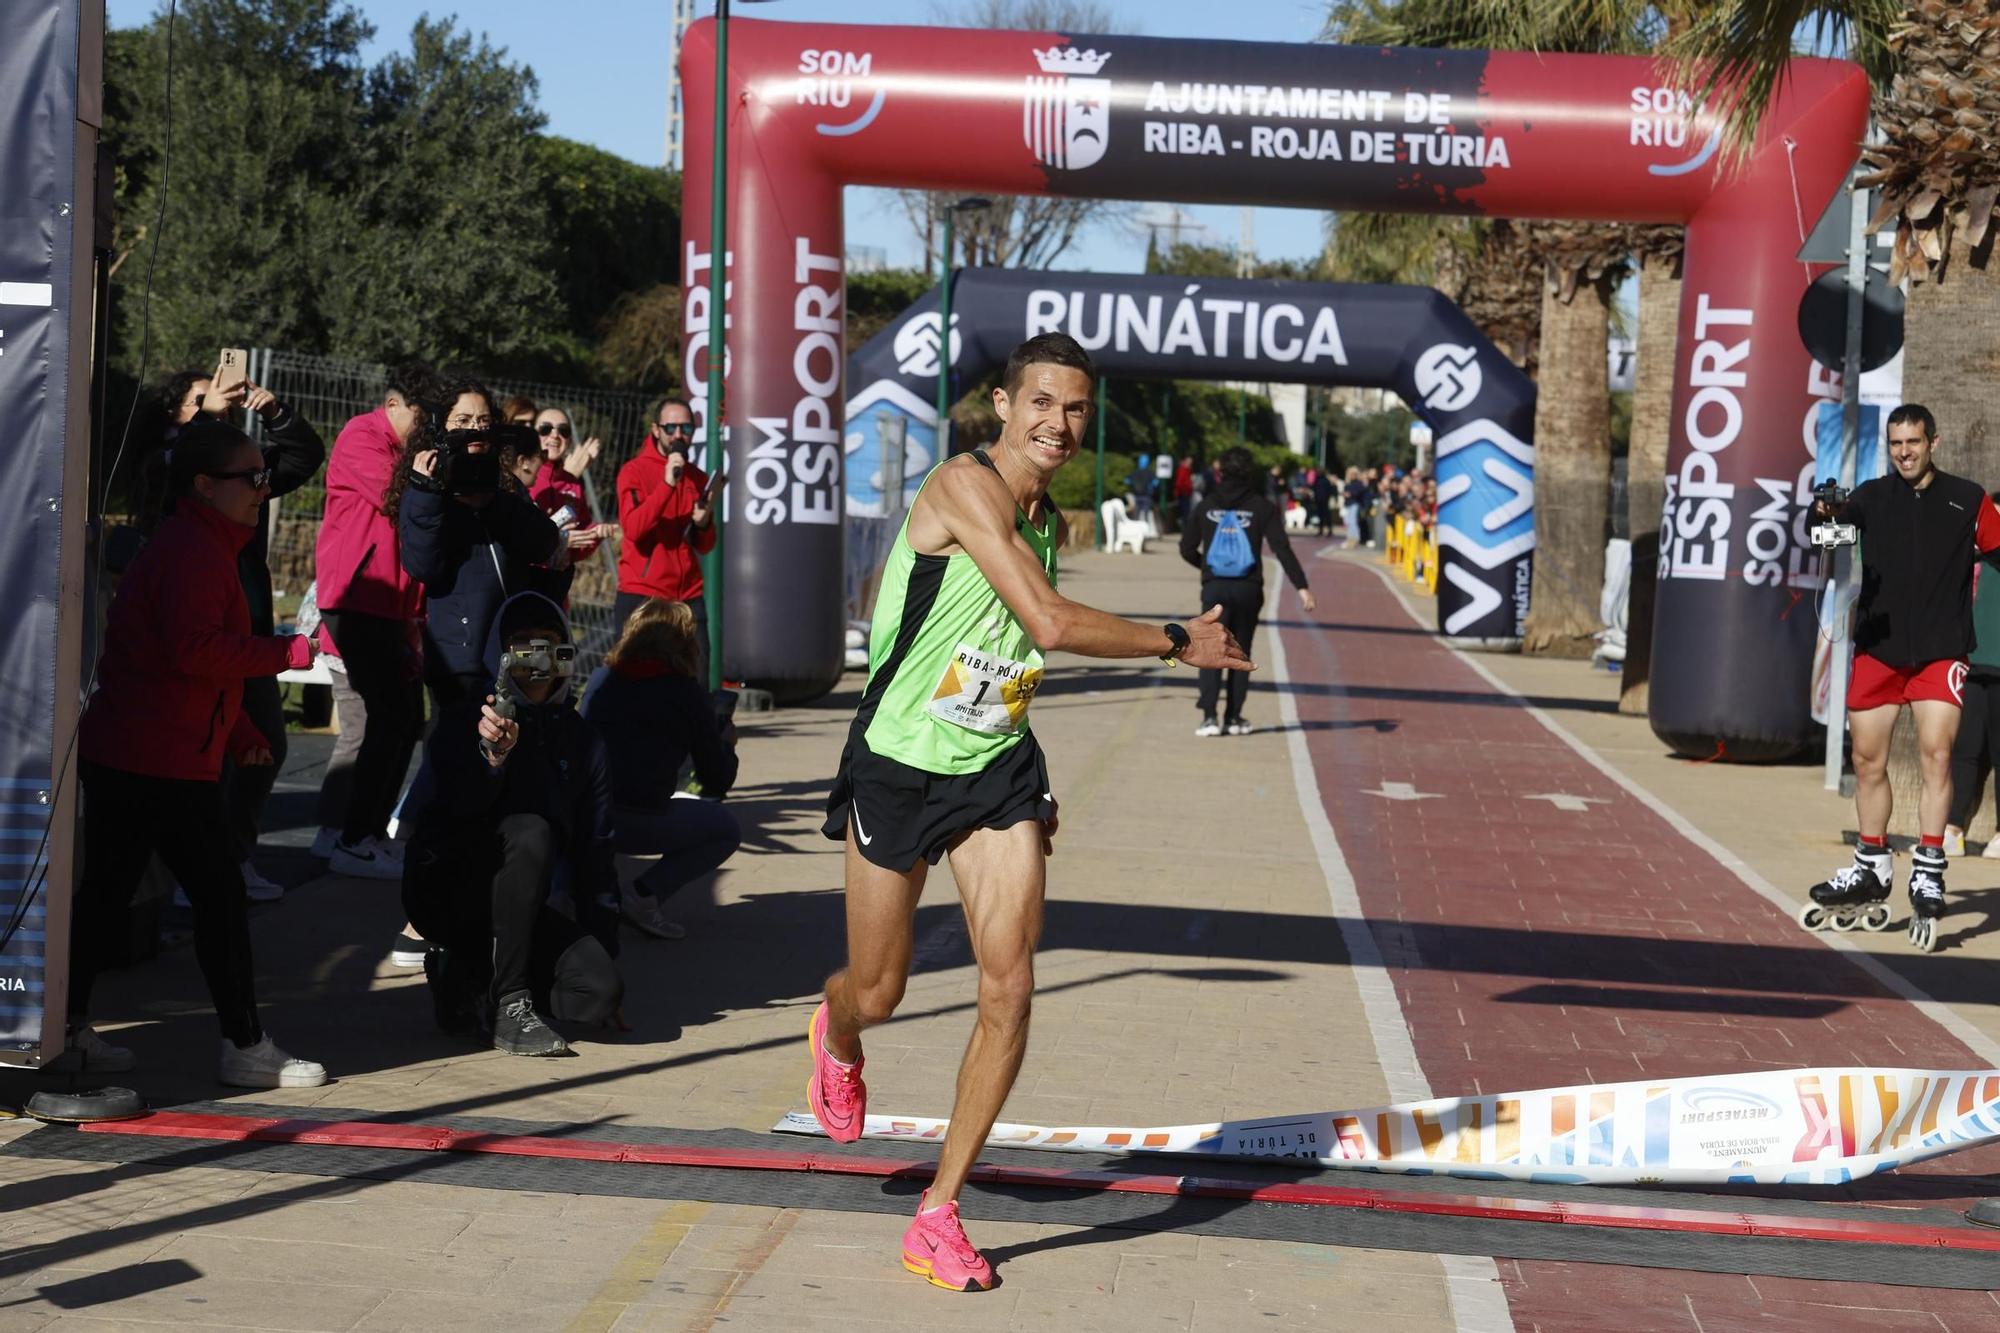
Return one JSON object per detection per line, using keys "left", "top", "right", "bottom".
{"left": 1283, "top": 503, "right": 1309, "bottom": 533}
{"left": 1100, "top": 497, "right": 1146, "bottom": 554}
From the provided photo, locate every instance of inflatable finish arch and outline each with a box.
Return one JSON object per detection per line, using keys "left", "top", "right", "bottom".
{"left": 681, "top": 19, "right": 1867, "bottom": 755}
{"left": 844, "top": 270, "right": 1535, "bottom": 644}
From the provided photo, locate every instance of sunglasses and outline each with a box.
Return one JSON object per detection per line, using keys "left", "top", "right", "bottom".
{"left": 206, "top": 467, "right": 273, "bottom": 488}
{"left": 537, "top": 422, "right": 573, "bottom": 439}
{"left": 656, "top": 422, "right": 693, "bottom": 437}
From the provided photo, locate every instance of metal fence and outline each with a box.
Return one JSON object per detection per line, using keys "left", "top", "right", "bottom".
{"left": 249, "top": 348, "right": 660, "bottom": 677}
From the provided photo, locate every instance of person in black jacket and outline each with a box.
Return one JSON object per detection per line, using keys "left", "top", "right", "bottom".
{"left": 401, "top": 592, "right": 622, "bottom": 1056}
{"left": 161, "top": 368, "right": 326, "bottom": 899}
{"left": 1806, "top": 404, "right": 2000, "bottom": 947}
{"left": 581, "top": 598, "right": 741, "bottom": 941}
{"left": 1180, "top": 447, "right": 1317, "bottom": 737}
{"left": 389, "top": 378, "right": 576, "bottom": 707}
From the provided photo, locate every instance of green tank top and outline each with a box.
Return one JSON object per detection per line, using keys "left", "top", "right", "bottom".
{"left": 859, "top": 453, "right": 1059, "bottom": 774}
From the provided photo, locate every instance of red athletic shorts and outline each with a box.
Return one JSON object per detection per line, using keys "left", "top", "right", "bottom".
{"left": 1847, "top": 653, "right": 1967, "bottom": 711}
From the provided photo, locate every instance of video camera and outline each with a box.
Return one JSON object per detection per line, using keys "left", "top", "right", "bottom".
{"left": 409, "top": 419, "right": 541, "bottom": 498}
{"left": 478, "top": 638, "right": 578, "bottom": 761}
{"left": 1810, "top": 480, "right": 1858, "bottom": 550}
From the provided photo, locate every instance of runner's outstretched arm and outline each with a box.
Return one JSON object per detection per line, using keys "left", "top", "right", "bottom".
{"left": 918, "top": 461, "right": 1255, "bottom": 672}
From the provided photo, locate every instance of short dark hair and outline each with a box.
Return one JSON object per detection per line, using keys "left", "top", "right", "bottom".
{"left": 384, "top": 361, "right": 439, "bottom": 406}
{"left": 1887, "top": 403, "right": 1936, "bottom": 440}
{"left": 1219, "top": 445, "right": 1259, "bottom": 490}
{"left": 653, "top": 394, "right": 694, "bottom": 421}
{"left": 1002, "top": 332, "right": 1096, "bottom": 398}
{"left": 168, "top": 419, "right": 257, "bottom": 499}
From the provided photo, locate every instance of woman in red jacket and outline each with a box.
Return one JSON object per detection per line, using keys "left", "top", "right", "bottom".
{"left": 68, "top": 420, "right": 327, "bottom": 1088}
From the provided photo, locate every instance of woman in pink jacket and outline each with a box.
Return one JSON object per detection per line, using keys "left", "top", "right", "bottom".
{"left": 68, "top": 420, "right": 326, "bottom": 1087}
{"left": 311, "top": 364, "right": 435, "bottom": 881}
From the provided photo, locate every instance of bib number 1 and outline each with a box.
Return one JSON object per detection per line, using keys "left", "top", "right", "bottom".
{"left": 927, "top": 641, "right": 1042, "bottom": 734}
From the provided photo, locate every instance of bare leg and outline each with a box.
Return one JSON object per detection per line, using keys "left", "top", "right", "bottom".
{"left": 1912, "top": 698, "right": 1965, "bottom": 840}
{"left": 823, "top": 830, "right": 926, "bottom": 1064}
{"left": 1850, "top": 704, "right": 1899, "bottom": 840}
{"left": 929, "top": 820, "right": 1045, "bottom": 1207}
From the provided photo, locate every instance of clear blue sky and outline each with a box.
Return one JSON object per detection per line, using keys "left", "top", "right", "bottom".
{"left": 107, "top": 0, "right": 1337, "bottom": 273}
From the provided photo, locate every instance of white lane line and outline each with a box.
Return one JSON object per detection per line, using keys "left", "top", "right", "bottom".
{"left": 1262, "top": 560, "right": 1515, "bottom": 1333}
{"left": 1355, "top": 554, "right": 2000, "bottom": 1069}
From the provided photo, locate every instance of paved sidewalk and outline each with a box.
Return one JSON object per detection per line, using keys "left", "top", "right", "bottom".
{"left": 8, "top": 540, "right": 2000, "bottom": 1331}
{"left": 0, "top": 546, "right": 1474, "bottom": 1332}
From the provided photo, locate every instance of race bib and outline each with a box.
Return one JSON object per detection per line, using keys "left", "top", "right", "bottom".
{"left": 926, "top": 642, "right": 1043, "bottom": 734}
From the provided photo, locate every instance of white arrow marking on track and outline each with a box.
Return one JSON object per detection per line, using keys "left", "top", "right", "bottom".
{"left": 1524, "top": 792, "right": 1606, "bottom": 813}
{"left": 1364, "top": 782, "right": 1442, "bottom": 802}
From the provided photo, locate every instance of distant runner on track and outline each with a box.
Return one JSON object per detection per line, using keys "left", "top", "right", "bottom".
{"left": 811, "top": 332, "right": 1251, "bottom": 1291}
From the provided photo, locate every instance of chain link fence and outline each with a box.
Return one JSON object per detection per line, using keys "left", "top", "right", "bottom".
{"left": 249, "top": 348, "right": 660, "bottom": 677}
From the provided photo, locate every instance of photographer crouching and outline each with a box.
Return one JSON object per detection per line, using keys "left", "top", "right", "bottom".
{"left": 401, "top": 593, "right": 623, "bottom": 1056}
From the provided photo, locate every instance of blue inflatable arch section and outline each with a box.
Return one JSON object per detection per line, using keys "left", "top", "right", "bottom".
{"left": 844, "top": 270, "right": 1536, "bottom": 644}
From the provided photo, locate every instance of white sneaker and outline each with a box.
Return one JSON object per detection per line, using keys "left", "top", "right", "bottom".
{"left": 310, "top": 826, "right": 339, "bottom": 860}
{"left": 1983, "top": 837, "right": 2000, "bottom": 861}
{"left": 1195, "top": 715, "right": 1222, "bottom": 738}
{"left": 42, "top": 1024, "right": 136, "bottom": 1075}
{"left": 1226, "top": 719, "right": 1254, "bottom": 736}
{"left": 219, "top": 1035, "right": 327, "bottom": 1089}
{"left": 1943, "top": 828, "right": 1967, "bottom": 857}
{"left": 330, "top": 836, "right": 402, "bottom": 881}
{"left": 240, "top": 860, "right": 284, "bottom": 902}
{"left": 620, "top": 885, "right": 687, "bottom": 941}
{"left": 388, "top": 932, "right": 428, "bottom": 967}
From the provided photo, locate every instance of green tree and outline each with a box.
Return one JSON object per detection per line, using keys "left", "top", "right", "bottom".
{"left": 1146, "top": 241, "right": 1324, "bottom": 282}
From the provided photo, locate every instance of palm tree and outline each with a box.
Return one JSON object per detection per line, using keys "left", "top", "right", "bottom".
{"left": 1619, "top": 224, "right": 1684, "bottom": 713}
{"left": 1668, "top": 3, "right": 1997, "bottom": 484}
{"left": 1322, "top": 1, "right": 1655, "bottom": 656}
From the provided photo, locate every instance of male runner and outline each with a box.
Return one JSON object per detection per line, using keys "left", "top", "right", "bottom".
{"left": 1807, "top": 404, "right": 2000, "bottom": 950}
{"left": 811, "top": 333, "right": 1251, "bottom": 1291}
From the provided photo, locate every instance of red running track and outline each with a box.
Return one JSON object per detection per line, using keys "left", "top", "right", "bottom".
{"left": 1276, "top": 553, "right": 2000, "bottom": 1330}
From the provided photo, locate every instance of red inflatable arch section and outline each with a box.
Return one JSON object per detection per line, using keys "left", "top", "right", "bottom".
{"left": 680, "top": 18, "right": 1866, "bottom": 753}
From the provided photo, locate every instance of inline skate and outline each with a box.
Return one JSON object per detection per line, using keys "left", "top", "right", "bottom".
{"left": 1799, "top": 845, "right": 1894, "bottom": 933}
{"left": 1907, "top": 846, "right": 1947, "bottom": 952}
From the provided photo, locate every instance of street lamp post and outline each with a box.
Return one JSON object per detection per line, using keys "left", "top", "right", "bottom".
{"left": 934, "top": 197, "right": 989, "bottom": 458}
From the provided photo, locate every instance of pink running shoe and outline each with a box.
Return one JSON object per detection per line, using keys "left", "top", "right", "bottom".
{"left": 901, "top": 1191, "right": 996, "bottom": 1291}
{"left": 806, "top": 1001, "right": 866, "bottom": 1143}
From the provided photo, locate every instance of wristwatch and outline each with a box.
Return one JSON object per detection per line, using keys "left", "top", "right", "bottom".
{"left": 1160, "top": 622, "right": 1190, "bottom": 665}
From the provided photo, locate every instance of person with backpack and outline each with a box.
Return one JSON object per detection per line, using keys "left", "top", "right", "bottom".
{"left": 1180, "top": 446, "right": 1316, "bottom": 737}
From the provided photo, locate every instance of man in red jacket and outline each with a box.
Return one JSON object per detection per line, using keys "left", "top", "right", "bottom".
{"left": 312, "top": 364, "right": 434, "bottom": 881}
{"left": 615, "top": 395, "right": 717, "bottom": 678}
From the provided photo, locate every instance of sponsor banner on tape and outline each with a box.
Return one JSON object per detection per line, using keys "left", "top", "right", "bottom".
{"left": 776, "top": 1065, "right": 2000, "bottom": 1187}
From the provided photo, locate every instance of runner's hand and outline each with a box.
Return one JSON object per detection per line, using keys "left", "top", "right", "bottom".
{"left": 1042, "top": 797, "right": 1060, "bottom": 857}
{"left": 1178, "top": 604, "right": 1254, "bottom": 672}
{"left": 1299, "top": 589, "right": 1318, "bottom": 614}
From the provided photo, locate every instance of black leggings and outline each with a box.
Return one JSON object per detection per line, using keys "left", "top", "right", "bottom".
{"left": 72, "top": 763, "right": 262, "bottom": 1045}
{"left": 402, "top": 813, "right": 621, "bottom": 1023}
{"left": 1949, "top": 669, "right": 2000, "bottom": 830}
{"left": 223, "top": 674, "right": 286, "bottom": 861}
{"left": 322, "top": 611, "right": 422, "bottom": 844}
{"left": 1197, "top": 577, "right": 1265, "bottom": 722}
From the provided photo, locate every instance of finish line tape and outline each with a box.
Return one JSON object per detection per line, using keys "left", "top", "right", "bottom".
{"left": 772, "top": 1066, "right": 2000, "bottom": 1188}
{"left": 71, "top": 1110, "right": 2000, "bottom": 1253}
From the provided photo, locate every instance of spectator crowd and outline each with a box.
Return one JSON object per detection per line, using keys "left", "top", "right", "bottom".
{"left": 60, "top": 365, "right": 742, "bottom": 1083}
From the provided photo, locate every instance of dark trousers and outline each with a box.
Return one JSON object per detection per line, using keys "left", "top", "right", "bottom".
{"left": 614, "top": 591, "right": 710, "bottom": 684}
{"left": 1196, "top": 577, "right": 1265, "bottom": 723}
{"left": 223, "top": 674, "right": 285, "bottom": 861}
{"left": 322, "top": 611, "right": 422, "bottom": 844}
{"left": 73, "top": 762, "right": 262, "bottom": 1045}
{"left": 402, "top": 813, "right": 621, "bottom": 1023}
{"left": 1949, "top": 668, "right": 2000, "bottom": 829}
{"left": 614, "top": 799, "right": 741, "bottom": 899}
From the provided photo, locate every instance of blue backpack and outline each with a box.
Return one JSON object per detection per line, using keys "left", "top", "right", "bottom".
{"left": 1205, "top": 508, "right": 1255, "bottom": 578}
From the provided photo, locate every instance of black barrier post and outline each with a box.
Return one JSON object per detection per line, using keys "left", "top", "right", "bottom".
{"left": 1094, "top": 376, "right": 1106, "bottom": 547}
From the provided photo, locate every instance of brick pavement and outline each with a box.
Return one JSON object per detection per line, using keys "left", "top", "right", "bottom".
{"left": 1292, "top": 546, "right": 2000, "bottom": 1331}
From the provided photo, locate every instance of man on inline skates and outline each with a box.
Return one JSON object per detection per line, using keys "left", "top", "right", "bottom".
{"left": 1807, "top": 405, "right": 2000, "bottom": 950}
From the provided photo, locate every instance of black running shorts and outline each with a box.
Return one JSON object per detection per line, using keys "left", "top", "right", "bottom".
{"left": 822, "top": 726, "right": 1054, "bottom": 872}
